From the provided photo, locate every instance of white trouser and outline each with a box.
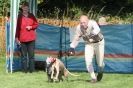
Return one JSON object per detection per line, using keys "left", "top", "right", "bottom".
{"left": 85, "top": 39, "right": 105, "bottom": 80}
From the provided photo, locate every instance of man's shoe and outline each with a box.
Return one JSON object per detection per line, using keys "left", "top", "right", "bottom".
{"left": 97, "top": 72, "right": 103, "bottom": 81}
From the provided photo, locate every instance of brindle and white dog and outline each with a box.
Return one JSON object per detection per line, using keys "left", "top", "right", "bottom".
{"left": 46, "top": 56, "right": 79, "bottom": 82}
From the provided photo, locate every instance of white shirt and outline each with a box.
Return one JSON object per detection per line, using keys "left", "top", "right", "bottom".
{"left": 70, "top": 20, "right": 102, "bottom": 48}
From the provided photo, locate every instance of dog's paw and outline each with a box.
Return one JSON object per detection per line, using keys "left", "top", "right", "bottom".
{"left": 51, "top": 76, "right": 54, "bottom": 79}
{"left": 54, "top": 78, "right": 57, "bottom": 80}
{"left": 53, "top": 79, "right": 59, "bottom": 83}
{"left": 53, "top": 77, "right": 58, "bottom": 81}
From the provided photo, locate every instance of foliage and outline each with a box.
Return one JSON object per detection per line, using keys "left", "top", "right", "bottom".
{"left": 0, "top": 29, "right": 6, "bottom": 56}
{"left": 0, "top": 0, "right": 10, "bottom": 16}
{"left": 0, "top": 0, "right": 133, "bottom": 24}
{"left": 36, "top": 0, "right": 133, "bottom": 24}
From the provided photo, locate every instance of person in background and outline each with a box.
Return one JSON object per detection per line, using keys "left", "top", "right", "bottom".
{"left": 15, "top": 2, "right": 39, "bottom": 73}
{"left": 69, "top": 15, "right": 105, "bottom": 83}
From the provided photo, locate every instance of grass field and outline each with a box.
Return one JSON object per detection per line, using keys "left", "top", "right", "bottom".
{"left": 0, "top": 56, "right": 133, "bottom": 88}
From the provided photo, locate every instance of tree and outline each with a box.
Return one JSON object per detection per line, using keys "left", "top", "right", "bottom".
{"left": 0, "top": 0, "right": 10, "bottom": 16}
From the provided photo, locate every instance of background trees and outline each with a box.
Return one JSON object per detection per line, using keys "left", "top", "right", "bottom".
{"left": 37, "top": 0, "right": 133, "bottom": 20}
{"left": 0, "top": 0, "right": 132, "bottom": 23}
{"left": 0, "top": 0, "right": 10, "bottom": 16}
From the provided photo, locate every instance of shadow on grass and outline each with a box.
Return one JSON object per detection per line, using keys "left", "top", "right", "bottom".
{"left": 66, "top": 78, "right": 91, "bottom": 83}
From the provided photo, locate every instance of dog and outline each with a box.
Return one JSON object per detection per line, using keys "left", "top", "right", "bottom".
{"left": 46, "top": 56, "right": 63, "bottom": 82}
{"left": 46, "top": 56, "right": 79, "bottom": 82}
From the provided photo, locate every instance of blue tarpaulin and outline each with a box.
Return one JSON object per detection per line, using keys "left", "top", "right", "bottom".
{"left": 11, "top": 24, "right": 133, "bottom": 73}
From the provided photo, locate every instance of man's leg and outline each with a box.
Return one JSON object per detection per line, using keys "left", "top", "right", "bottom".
{"left": 27, "top": 41, "right": 35, "bottom": 73}
{"left": 85, "top": 44, "right": 97, "bottom": 83}
{"left": 21, "top": 42, "right": 28, "bottom": 73}
{"left": 95, "top": 39, "right": 105, "bottom": 81}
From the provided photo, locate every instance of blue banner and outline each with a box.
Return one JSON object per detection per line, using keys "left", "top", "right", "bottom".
{"left": 12, "top": 24, "right": 133, "bottom": 73}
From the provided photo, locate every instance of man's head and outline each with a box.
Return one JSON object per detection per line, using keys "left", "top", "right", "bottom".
{"left": 21, "top": 2, "right": 29, "bottom": 13}
{"left": 79, "top": 15, "right": 89, "bottom": 29}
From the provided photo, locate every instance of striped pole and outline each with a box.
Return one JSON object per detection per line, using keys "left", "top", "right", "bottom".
{"left": 29, "top": 0, "right": 37, "bottom": 16}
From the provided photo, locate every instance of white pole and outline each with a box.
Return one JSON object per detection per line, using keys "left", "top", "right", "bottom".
{"left": 10, "top": 0, "right": 20, "bottom": 73}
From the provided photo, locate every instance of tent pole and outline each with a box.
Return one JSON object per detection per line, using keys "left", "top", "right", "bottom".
{"left": 9, "top": 0, "right": 20, "bottom": 73}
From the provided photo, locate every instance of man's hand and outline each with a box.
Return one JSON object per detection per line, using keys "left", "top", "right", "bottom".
{"left": 15, "top": 38, "right": 21, "bottom": 45}
{"left": 68, "top": 48, "right": 75, "bottom": 56}
{"left": 26, "top": 26, "right": 32, "bottom": 31}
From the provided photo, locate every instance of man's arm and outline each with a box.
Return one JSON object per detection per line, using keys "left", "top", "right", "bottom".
{"left": 91, "top": 20, "right": 100, "bottom": 35}
{"left": 88, "top": 20, "right": 103, "bottom": 43}
{"left": 70, "top": 26, "right": 82, "bottom": 48}
{"left": 68, "top": 26, "right": 82, "bottom": 56}
{"left": 15, "top": 15, "right": 21, "bottom": 45}
{"left": 30, "top": 13, "right": 39, "bottom": 30}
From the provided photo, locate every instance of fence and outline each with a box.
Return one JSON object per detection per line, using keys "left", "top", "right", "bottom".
{"left": 10, "top": 24, "right": 133, "bottom": 73}
{"left": 0, "top": 18, "right": 79, "bottom": 57}
{"left": 0, "top": 17, "right": 6, "bottom": 56}
{"left": 1, "top": 18, "right": 133, "bottom": 73}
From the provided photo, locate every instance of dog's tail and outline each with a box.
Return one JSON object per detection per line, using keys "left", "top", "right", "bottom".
{"left": 65, "top": 69, "right": 80, "bottom": 77}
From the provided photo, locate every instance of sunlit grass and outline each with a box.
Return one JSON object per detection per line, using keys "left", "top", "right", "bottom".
{"left": 0, "top": 57, "right": 133, "bottom": 88}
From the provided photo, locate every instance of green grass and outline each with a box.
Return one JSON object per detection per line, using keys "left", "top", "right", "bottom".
{"left": 0, "top": 56, "right": 133, "bottom": 88}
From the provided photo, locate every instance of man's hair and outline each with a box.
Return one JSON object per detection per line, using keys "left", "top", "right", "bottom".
{"left": 7, "top": 12, "right": 10, "bottom": 17}
{"left": 21, "top": 1, "right": 29, "bottom": 7}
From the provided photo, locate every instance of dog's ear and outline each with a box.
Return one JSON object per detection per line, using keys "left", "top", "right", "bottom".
{"left": 46, "top": 56, "right": 51, "bottom": 64}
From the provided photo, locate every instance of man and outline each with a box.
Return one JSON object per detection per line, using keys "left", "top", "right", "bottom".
{"left": 15, "top": 2, "right": 39, "bottom": 73}
{"left": 69, "top": 15, "right": 105, "bottom": 83}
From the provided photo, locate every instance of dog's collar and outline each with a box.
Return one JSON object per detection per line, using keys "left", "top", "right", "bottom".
{"left": 51, "top": 58, "right": 56, "bottom": 63}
